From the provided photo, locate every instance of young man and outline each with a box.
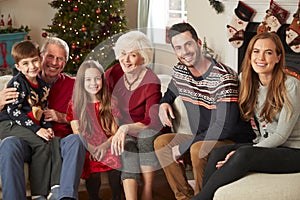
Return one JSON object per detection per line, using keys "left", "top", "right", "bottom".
{"left": 0, "top": 37, "right": 86, "bottom": 200}
{"left": 154, "top": 22, "right": 253, "bottom": 200}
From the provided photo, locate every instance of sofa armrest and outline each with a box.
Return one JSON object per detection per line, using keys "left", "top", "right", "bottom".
{"left": 158, "top": 74, "right": 192, "bottom": 135}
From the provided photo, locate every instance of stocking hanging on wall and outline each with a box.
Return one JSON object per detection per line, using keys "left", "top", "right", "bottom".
{"left": 257, "top": 0, "right": 289, "bottom": 34}
{"left": 286, "top": 1, "right": 300, "bottom": 53}
{"left": 226, "top": 1, "right": 254, "bottom": 48}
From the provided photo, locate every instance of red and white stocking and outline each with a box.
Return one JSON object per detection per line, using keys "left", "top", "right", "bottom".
{"left": 257, "top": 0, "right": 289, "bottom": 34}
{"left": 227, "top": 1, "right": 254, "bottom": 48}
{"left": 286, "top": 1, "right": 300, "bottom": 53}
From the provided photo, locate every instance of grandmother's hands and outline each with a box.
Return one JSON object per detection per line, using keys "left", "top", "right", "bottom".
{"left": 111, "top": 125, "right": 129, "bottom": 156}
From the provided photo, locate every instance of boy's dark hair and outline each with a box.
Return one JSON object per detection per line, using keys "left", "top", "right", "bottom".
{"left": 167, "top": 22, "right": 199, "bottom": 43}
{"left": 11, "top": 40, "right": 40, "bottom": 64}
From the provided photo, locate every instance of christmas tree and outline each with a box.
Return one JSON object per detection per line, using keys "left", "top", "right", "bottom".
{"left": 43, "top": 0, "right": 127, "bottom": 74}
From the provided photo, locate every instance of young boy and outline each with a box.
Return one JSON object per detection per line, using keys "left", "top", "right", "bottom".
{"left": 0, "top": 40, "right": 61, "bottom": 200}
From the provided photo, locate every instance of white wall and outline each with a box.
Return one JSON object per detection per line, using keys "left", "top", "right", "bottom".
{"left": 0, "top": 0, "right": 55, "bottom": 45}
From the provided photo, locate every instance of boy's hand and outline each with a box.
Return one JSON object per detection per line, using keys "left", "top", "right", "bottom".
{"left": 36, "top": 128, "right": 54, "bottom": 141}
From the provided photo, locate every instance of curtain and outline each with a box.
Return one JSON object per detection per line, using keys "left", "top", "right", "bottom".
{"left": 138, "top": 0, "right": 150, "bottom": 32}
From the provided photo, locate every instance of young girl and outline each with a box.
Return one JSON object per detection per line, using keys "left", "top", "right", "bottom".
{"left": 66, "top": 60, "right": 122, "bottom": 200}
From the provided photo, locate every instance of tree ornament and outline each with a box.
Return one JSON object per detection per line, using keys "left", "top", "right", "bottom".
{"left": 74, "top": 55, "right": 80, "bottom": 61}
{"left": 286, "top": 1, "right": 300, "bottom": 53}
{"left": 226, "top": 1, "right": 254, "bottom": 48}
{"left": 81, "top": 26, "right": 87, "bottom": 32}
{"left": 73, "top": 7, "right": 79, "bottom": 12}
{"left": 42, "top": 32, "right": 48, "bottom": 38}
{"left": 96, "top": 8, "right": 101, "bottom": 14}
{"left": 71, "top": 44, "right": 76, "bottom": 49}
{"left": 257, "top": 0, "right": 289, "bottom": 34}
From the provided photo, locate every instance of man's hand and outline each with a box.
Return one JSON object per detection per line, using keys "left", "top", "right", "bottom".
{"left": 172, "top": 145, "right": 181, "bottom": 162}
{"left": 159, "top": 103, "right": 175, "bottom": 127}
{"left": 0, "top": 85, "right": 18, "bottom": 110}
{"left": 44, "top": 109, "right": 66, "bottom": 123}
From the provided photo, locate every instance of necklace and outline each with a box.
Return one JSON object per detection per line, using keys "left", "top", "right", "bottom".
{"left": 124, "top": 73, "right": 140, "bottom": 90}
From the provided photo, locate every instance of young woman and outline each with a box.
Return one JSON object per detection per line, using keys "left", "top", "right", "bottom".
{"left": 192, "top": 32, "right": 300, "bottom": 200}
{"left": 66, "top": 60, "right": 122, "bottom": 200}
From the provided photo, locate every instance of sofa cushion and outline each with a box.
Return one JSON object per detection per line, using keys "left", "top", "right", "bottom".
{"left": 0, "top": 75, "right": 13, "bottom": 90}
{"left": 213, "top": 172, "right": 300, "bottom": 200}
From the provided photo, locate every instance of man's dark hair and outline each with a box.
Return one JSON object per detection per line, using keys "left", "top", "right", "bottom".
{"left": 167, "top": 22, "right": 199, "bottom": 43}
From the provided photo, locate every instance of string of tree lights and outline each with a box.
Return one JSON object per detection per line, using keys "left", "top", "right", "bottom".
{"left": 42, "top": 0, "right": 127, "bottom": 75}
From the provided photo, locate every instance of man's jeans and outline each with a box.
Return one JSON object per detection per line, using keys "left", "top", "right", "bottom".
{"left": 0, "top": 134, "right": 86, "bottom": 200}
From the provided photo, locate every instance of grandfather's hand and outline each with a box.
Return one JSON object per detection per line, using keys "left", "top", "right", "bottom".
{"left": 111, "top": 125, "right": 128, "bottom": 156}
{"left": 159, "top": 103, "right": 175, "bottom": 127}
{"left": 0, "top": 84, "right": 18, "bottom": 110}
{"left": 44, "top": 109, "right": 66, "bottom": 123}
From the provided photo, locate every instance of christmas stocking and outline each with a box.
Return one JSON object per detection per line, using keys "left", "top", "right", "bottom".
{"left": 227, "top": 1, "right": 254, "bottom": 48}
{"left": 286, "top": 2, "right": 300, "bottom": 53}
{"left": 257, "top": 0, "right": 289, "bottom": 34}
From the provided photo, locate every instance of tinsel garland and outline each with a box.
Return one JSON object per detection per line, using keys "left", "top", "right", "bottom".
{"left": 209, "top": 0, "right": 224, "bottom": 14}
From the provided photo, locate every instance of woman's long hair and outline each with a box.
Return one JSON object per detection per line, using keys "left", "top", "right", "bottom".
{"left": 72, "top": 60, "right": 118, "bottom": 136}
{"left": 239, "top": 32, "right": 291, "bottom": 122}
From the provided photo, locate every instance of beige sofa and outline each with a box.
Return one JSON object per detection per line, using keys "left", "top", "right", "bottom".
{"left": 1, "top": 72, "right": 300, "bottom": 200}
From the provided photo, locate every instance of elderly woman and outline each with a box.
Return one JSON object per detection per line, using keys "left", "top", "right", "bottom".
{"left": 105, "top": 31, "right": 164, "bottom": 200}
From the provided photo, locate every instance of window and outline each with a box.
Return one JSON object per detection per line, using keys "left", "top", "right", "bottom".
{"left": 147, "top": 0, "right": 187, "bottom": 44}
{"left": 167, "top": 0, "right": 187, "bottom": 27}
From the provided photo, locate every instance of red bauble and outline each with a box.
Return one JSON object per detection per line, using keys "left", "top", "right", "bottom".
{"left": 42, "top": 32, "right": 48, "bottom": 38}
{"left": 81, "top": 26, "right": 87, "bottom": 32}
{"left": 74, "top": 55, "right": 80, "bottom": 61}
{"left": 73, "top": 7, "right": 79, "bottom": 12}
{"left": 96, "top": 8, "right": 101, "bottom": 14}
{"left": 71, "top": 44, "right": 76, "bottom": 49}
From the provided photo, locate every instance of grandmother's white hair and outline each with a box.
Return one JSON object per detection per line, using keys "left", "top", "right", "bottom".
{"left": 114, "top": 31, "right": 153, "bottom": 66}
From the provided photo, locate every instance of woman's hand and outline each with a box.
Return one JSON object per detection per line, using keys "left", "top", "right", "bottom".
{"left": 159, "top": 103, "right": 175, "bottom": 127}
{"left": 111, "top": 125, "right": 128, "bottom": 156}
{"left": 216, "top": 150, "right": 236, "bottom": 169}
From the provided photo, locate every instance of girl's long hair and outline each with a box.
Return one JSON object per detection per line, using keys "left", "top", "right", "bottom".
{"left": 239, "top": 32, "right": 291, "bottom": 123}
{"left": 72, "top": 60, "right": 118, "bottom": 136}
